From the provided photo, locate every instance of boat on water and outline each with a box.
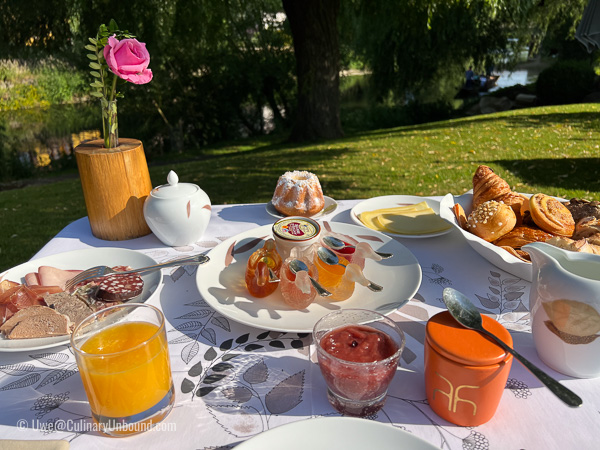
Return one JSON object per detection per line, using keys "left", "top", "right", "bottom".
{"left": 456, "top": 75, "right": 500, "bottom": 98}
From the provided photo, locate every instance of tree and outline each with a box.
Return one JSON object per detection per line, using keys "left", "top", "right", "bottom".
{"left": 282, "top": 0, "right": 343, "bottom": 141}
{"left": 346, "top": 0, "right": 588, "bottom": 104}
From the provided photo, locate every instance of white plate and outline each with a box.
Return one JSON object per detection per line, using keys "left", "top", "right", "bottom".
{"left": 236, "top": 417, "right": 440, "bottom": 450}
{"left": 266, "top": 196, "right": 338, "bottom": 219}
{"left": 196, "top": 222, "right": 422, "bottom": 332}
{"left": 439, "top": 192, "right": 533, "bottom": 281}
{"left": 0, "top": 248, "right": 161, "bottom": 352}
{"left": 350, "top": 195, "right": 452, "bottom": 238}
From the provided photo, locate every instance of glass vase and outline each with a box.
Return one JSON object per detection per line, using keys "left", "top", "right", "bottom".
{"left": 101, "top": 99, "right": 119, "bottom": 148}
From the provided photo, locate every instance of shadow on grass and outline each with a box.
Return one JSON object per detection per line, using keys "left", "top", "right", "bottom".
{"left": 493, "top": 157, "right": 600, "bottom": 192}
{"left": 160, "top": 145, "right": 359, "bottom": 205}
{"left": 358, "top": 110, "right": 600, "bottom": 139}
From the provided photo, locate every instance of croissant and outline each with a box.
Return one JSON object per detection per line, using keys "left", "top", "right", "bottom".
{"left": 472, "top": 165, "right": 512, "bottom": 208}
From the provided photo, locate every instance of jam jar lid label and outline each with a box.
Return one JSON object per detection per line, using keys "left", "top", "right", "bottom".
{"left": 273, "top": 218, "right": 320, "bottom": 241}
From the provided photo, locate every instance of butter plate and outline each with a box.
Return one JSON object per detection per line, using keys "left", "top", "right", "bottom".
{"left": 351, "top": 195, "right": 451, "bottom": 239}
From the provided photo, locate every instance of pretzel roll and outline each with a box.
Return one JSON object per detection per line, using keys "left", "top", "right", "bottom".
{"left": 466, "top": 200, "right": 517, "bottom": 242}
{"left": 529, "top": 193, "right": 575, "bottom": 237}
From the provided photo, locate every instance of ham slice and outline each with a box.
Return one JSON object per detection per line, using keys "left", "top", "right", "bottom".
{"left": 0, "top": 285, "right": 45, "bottom": 324}
{"left": 37, "top": 266, "right": 82, "bottom": 291}
{"left": 24, "top": 272, "right": 41, "bottom": 286}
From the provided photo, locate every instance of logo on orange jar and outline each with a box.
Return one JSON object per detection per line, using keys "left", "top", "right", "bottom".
{"left": 432, "top": 372, "right": 479, "bottom": 415}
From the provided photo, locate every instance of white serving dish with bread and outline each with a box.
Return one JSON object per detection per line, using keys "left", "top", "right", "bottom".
{"left": 0, "top": 248, "right": 161, "bottom": 352}
{"left": 439, "top": 191, "right": 534, "bottom": 281}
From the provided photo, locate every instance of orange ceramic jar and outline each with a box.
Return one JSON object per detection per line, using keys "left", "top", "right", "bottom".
{"left": 424, "top": 311, "right": 513, "bottom": 426}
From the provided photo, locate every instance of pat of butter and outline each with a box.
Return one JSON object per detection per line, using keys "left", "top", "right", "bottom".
{"left": 359, "top": 202, "right": 450, "bottom": 235}
{"left": 377, "top": 209, "right": 450, "bottom": 234}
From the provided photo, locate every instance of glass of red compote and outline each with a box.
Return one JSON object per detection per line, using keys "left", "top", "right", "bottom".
{"left": 313, "top": 309, "right": 405, "bottom": 417}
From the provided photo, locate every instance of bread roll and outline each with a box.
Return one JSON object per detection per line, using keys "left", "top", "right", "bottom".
{"left": 466, "top": 200, "right": 517, "bottom": 242}
{"left": 529, "top": 193, "right": 575, "bottom": 237}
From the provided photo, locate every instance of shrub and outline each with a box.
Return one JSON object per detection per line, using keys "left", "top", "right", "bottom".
{"left": 536, "top": 60, "right": 596, "bottom": 105}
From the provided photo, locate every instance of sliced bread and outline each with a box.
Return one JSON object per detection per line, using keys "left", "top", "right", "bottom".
{"left": 0, "top": 306, "right": 71, "bottom": 339}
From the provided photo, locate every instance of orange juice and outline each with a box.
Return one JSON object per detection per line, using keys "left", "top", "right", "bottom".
{"left": 78, "top": 321, "right": 172, "bottom": 418}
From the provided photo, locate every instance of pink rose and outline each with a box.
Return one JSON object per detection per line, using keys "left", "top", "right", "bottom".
{"left": 103, "top": 35, "right": 153, "bottom": 84}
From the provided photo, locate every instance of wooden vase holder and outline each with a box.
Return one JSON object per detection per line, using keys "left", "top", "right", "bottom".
{"left": 75, "top": 138, "right": 152, "bottom": 241}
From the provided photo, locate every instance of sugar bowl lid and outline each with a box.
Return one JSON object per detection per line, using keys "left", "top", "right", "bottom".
{"left": 426, "top": 311, "right": 513, "bottom": 366}
{"left": 150, "top": 170, "right": 200, "bottom": 199}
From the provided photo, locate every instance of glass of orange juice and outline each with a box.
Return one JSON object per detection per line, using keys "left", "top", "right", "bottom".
{"left": 71, "top": 303, "right": 174, "bottom": 437}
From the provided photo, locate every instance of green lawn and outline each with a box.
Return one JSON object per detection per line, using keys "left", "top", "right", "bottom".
{"left": 1, "top": 103, "right": 600, "bottom": 273}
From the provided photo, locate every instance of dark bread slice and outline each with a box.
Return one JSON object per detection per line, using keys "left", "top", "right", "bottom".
{"left": 0, "top": 305, "right": 70, "bottom": 339}
{"left": 44, "top": 292, "right": 94, "bottom": 327}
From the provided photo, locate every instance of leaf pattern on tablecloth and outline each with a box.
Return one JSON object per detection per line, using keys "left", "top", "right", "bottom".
{"left": 201, "top": 327, "right": 217, "bottom": 345}
{"left": 222, "top": 385, "right": 253, "bottom": 403}
{"left": 37, "top": 367, "right": 72, "bottom": 389}
{"left": 243, "top": 360, "right": 268, "bottom": 384}
{"left": 422, "top": 263, "right": 452, "bottom": 287}
{"left": 265, "top": 370, "right": 304, "bottom": 414}
{"left": 506, "top": 378, "right": 532, "bottom": 399}
{"left": 29, "top": 353, "right": 69, "bottom": 367}
{"left": 0, "top": 364, "right": 36, "bottom": 376}
{"left": 181, "top": 341, "right": 200, "bottom": 364}
{"left": 207, "top": 404, "right": 264, "bottom": 438}
{"left": 185, "top": 299, "right": 210, "bottom": 307}
{"left": 211, "top": 316, "right": 231, "bottom": 332}
{"left": 474, "top": 271, "right": 529, "bottom": 331}
{"left": 0, "top": 373, "right": 40, "bottom": 390}
{"left": 176, "top": 309, "right": 212, "bottom": 319}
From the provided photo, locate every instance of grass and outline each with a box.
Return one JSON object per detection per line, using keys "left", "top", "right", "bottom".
{"left": 1, "top": 103, "right": 600, "bottom": 273}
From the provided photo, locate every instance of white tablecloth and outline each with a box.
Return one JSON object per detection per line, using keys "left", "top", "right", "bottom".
{"left": 1, "top": 199, "right": 598, "bottom": 449}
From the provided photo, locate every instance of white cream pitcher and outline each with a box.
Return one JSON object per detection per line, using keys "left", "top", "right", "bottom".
{"left": 523, "top": 242, "right": 600, "bottom": 378}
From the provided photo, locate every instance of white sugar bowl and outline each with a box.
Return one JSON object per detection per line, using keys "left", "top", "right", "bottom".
{"left": 143, "top": 170, "right": 211, "bottom": 246}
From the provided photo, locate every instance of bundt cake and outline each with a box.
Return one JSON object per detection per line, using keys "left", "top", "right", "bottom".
{"left": 272, "top": 171, "right": 325, "bottom": 217}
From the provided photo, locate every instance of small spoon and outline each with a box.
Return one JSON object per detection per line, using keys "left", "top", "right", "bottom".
{"left": 442, "top": 287, "right": 582, "bottom": 408}
{"left": 289, "top": 259, "right": 332, "bottom": 297}
{"left": 323, "top": 235, "right": 393, "bottom": 259}
{"left": 260, "top": 257, "right": 280, "bottom": 283}
{"left": 316, "top": 247, "right": 383, "bottom": 292}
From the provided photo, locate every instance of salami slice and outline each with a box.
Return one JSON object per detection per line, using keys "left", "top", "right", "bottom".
{"left": 96, "top": 269, "right": 144, "bottom": 301}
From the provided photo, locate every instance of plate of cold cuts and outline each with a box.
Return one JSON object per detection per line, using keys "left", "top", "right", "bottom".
{"left": 0, "top": 248, "right": 161, "bottom": 352}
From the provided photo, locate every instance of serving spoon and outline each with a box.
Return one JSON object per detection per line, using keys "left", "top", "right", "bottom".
{"left": 322, "top": 235, "right": 393, "bottom": 259}
{"left": 288, "top": 259, "right": 331, "bottom": 297}
{"left": 442, "top": 287, "right": 582, "bottom": 408}
{"left": 316, "top": 247, "right": 383, "bottom": 292}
